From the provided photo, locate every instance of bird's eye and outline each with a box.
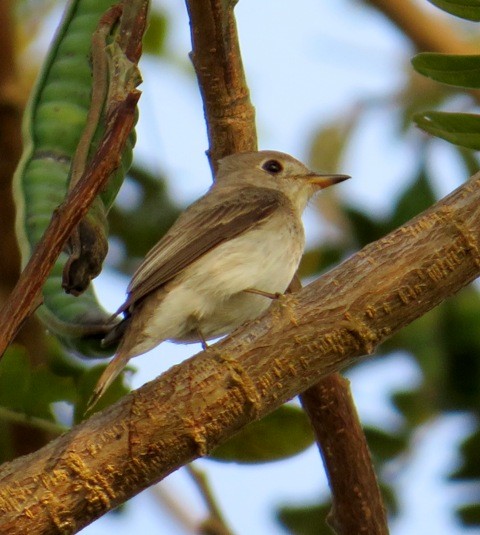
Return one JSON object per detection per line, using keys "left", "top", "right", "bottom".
{"left": 262, "top": 159, "right": 283, "bottom": 174}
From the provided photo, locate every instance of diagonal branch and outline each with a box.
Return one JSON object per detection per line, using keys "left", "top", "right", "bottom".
{"left": 365, "top": 0, "right": 480, "bottom": 104}
{"left": 0, "top": 93, "right": 139, "bottom": 356}
{"left": 0, "top": 167, "right": 479, "bottom": 534}
{"left": 365, "top": 0, "right": 478, "bottom": 54}
{"left": 0, "top": 0, "right": 147, "bottom": 357}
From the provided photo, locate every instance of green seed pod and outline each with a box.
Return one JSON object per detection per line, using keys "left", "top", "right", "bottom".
{"left": 14, "top": 0, "right": 137, "bottom": 357}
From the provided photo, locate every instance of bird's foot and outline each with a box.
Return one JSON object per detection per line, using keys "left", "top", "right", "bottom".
{"left": 243, "top": 287, "right": 283, "bottom": 300}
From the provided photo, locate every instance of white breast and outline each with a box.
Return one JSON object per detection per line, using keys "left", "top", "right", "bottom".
{"left": 142, "top": 211, "right": 305, "bottom": 346}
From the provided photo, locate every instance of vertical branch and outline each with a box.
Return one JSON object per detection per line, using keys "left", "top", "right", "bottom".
{"left": 301, "top": 377, "right": 389, "bottom": 535}
{"left": 185, "top": 1, "right": 388, "bottom": 533}
{"left": 184, "top": 0, "right": 257, "bottom": 174}
{"left": 286, "top": 277, "right": 389, "bottom": 534}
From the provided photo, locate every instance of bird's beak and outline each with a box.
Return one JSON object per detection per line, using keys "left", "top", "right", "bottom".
{"left": 306, "top": 173, "right": 351, "bottom": 189}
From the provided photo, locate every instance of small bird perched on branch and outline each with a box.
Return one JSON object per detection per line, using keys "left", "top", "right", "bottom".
{"left": 88, "top": 150, "right": 349, "bottom": 409}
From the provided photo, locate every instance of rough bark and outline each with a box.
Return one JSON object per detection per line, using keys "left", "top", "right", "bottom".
{"left": 301, "top": 377, "right": 388, "bottom": 535}
{"left": 185, "top": 0, "right": 257, "bottom": 174}
{"left": 0, "top": 167, "right": 478, "bottom": 534}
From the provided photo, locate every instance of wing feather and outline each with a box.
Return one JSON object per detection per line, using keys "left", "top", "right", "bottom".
{"left": 117, "top": 186, "right": 287, "bottom": 313}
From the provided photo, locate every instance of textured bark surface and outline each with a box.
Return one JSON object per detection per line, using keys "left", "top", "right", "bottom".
{"left": 0, "top": 169, "right": 478, "bottom": 534}
{"left": 301, "top": 377, "right": 388, "bottom": 535}
{"left": 185, "top": 0, "right": 257, "bottom": 173}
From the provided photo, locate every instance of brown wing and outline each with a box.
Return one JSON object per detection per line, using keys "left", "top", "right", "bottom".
{"left": 117, "top": 186, "right": 287, "bottom": 313}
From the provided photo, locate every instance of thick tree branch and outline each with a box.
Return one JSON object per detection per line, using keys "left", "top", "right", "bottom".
{"left": 0, "top": 168, "right": 478, "bottom": 534}
{"left": 185, "top": 1, "right": 388, "bottom": 532}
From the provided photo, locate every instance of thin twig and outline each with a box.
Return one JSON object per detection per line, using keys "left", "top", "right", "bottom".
{"left": 186, "top": 464, "right": 235, "bottom": 535}
{"left": 0, "top": 407, "right": 68, "bottom": 436}
{"left": 151, "top": 483, "right": 199, "bottom": 534}
{"left": 0, "top": 0, "right": 147, "bottom": 357}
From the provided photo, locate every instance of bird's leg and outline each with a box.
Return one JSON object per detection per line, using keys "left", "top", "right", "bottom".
{"left": 195, "top": 328, "right": 209, "bottom": 351}
{"left": 243, "top": 288, "right": 282, "bottom": 300}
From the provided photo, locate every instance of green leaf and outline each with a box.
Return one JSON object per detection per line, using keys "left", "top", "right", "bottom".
{"left": 364, "top": 426, "right": 407, "bottom": 462}
{"left": 143, "top": 10, "right": 168, "bottom": 55}
{"left": 308, "top": 115, "right": 356, "bottom": 173}
{"left": 25, "top": 368, "right": 76, "bottom": 420}
{"left": 277, "top": 502, "right": 332, "bottom": 535}
{"left": 344, "top": 207, "right": 389, "bottom": 246}
{"left": 390, "top": 165, "right": 436, "bottom": 229}
{"left": 209, "top": 405, "right": 315, "bottom": 464}
{"left": 391, "top": 389, "right": 434, "bottom": 427}
{"left": 109, "top": 166, "right": 180, "bottom": 272}
{"left": 457, "top": 503, "right": 480, "bottom": 525}
{"left": 428, "top": 0, "right": 480, "bottom": 21}
{"left": 0, "top": 346, "right": 31, "bottom": 411}
{"left": 414, "top": 111, "right": 480, "bottom": 149}
{"left": 457, "top": 146, "right": 480, "bottom": 175}
{"left": 451, "top": 425, "right": 480, "bottom": 479}
{"left": 399, "top": 70, "right": 452, "bottom": 132}
{"left": 0, "top": 346, "right": 75, "bottom": 426}
{"left": 438, "top": 288, "right": 480, "bottom": 408}
{"left": 299, "top": 245, "right": 344, "bottom": 278}
{"left": 412, "top": 53, "right": 480, "bottom": 89}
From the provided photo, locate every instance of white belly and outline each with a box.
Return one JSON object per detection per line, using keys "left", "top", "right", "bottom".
{"left": 140, "top": 214, "right": 305, "bottom": 348}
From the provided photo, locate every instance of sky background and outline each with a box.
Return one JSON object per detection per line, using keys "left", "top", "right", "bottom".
{"left": 64, "top": 0, "right": 478, "bottom": 533}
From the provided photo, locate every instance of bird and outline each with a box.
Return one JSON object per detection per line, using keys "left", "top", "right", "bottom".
{"left": 88, "top": 150, "right": 349, "bottom": 409}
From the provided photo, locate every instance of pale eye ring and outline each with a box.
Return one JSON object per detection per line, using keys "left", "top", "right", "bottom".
{"left": 262, "top": 159, "right": 283, "bottom": 174}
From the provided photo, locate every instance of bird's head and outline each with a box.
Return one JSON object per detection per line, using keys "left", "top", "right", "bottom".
{"left": 216, "top": 150, "right": 350, "bottom": 211}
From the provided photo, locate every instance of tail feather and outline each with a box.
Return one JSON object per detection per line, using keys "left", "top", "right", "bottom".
{"left": 86, "top": 350, "right": 131, "bottom": 412}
